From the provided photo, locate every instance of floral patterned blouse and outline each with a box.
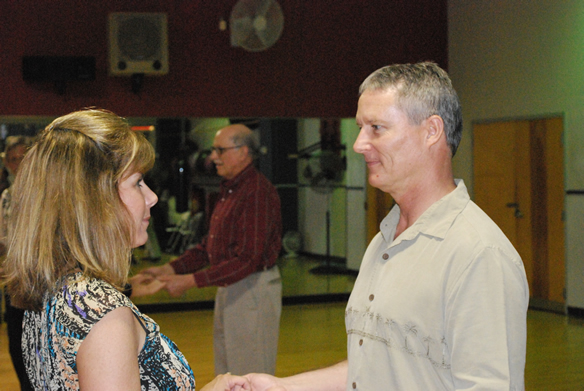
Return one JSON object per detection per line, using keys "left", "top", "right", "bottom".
{"left": 22, "top": 273, "right": 196, "bottom": 390}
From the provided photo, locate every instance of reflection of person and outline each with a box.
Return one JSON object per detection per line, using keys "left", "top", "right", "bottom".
{"left": 143, "top": 124, "right": 283, "bottom": 376}
{"left": 2, "top": 109, "right": 249, "bottom": 391}
{"left": 0, "top": 135, "right": 34, "bottom": 391}
{"left": 246, "top": 62, "right": 529, "bottom": 390}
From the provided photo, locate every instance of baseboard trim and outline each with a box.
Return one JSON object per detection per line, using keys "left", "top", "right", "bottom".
{"left": 567, "top": 306, "right": 584, "bottom": 318}
{"left": 528, "top": 298, "right": 566, "bottom": 314}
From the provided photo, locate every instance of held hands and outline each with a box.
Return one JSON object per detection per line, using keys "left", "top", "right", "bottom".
{"left": 140, "top": 263, "right": 176, "bottom": 278}
{"left": 140, "top": 263, "right": 195, "bottom": 297}
{"left": 201, "top": 373, "right": 251, "bottom": 391}
{"left": 128, "top": 263, "right": 177, "bottom": 298}
{"left": 128, "top": 273, "right": 166, "bottom": 298}
{"left": 156, "top": 274, "right": 196, "bottom": 297}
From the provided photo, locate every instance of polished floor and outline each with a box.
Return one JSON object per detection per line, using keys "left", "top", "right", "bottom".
{"left": 1, "top": 257, "right": 584, "bottom": 389}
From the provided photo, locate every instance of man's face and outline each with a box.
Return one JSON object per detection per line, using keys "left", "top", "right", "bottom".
{"left": 353, "top": 89, "right": 427, "bottom": 194}
{"left": 210, "top": 129, "right": 247, "bottom": 180}
{"left": 4, "top": 144, "right": 27, "bottom": 175}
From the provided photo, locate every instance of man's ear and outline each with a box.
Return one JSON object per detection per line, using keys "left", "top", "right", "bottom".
{"left": 425, "top": 115, "right": 445, "bottom": 146}
{"left": 239, "top": 144, "right": 251, "bottom": 160}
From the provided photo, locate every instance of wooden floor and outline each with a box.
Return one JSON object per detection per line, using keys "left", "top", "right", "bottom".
{"left": 1, "top": 255, "right": 584, "bottom": 390}
{"left": 1, "top": 304, "right": 584, "bottom": 390}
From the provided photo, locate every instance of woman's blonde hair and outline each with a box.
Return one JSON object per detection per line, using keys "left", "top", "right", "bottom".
{"left": 3, "top": 108, "right": 155, "bottom": 311}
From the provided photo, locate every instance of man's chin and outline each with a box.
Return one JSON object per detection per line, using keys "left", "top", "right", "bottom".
{"left": 368, "top": 175, "right": 385, "bottom": 190}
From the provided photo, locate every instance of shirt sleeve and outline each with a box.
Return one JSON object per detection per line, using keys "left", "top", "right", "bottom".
{"left": 445, "top": 246, "right": 529, "bottom": 390}
{"left": 169, "top": 236, "right": 211, "bottom": 274}
{"left": 193, "top": 180, "right": 281, "bottom": 288}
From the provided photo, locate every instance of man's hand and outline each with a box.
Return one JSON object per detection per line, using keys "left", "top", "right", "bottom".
{"left": 244, "top": 373, "right": 287, "bottom": 391}
{"left": 128, "top": 274, "right": 166, "bottom": 298}
{"left": 140, "top": 263, "right": 175, "bottom": 278}
{"left": 200, "top": 373, "right": 250, "bottom": 391}
{"left": 157, "top": 274, "right": 197, "bottom": 297}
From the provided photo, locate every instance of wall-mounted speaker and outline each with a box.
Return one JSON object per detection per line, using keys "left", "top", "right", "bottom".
{"left": 108, "top": 12, "right": 168, "bottom": 76}
{"left": 22, "top": 56, "right": 96, "bottom": 82}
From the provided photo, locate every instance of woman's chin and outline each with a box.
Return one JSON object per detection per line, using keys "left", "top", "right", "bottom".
{"left": 132, "top": 235, "right": 149, "bottom": 249}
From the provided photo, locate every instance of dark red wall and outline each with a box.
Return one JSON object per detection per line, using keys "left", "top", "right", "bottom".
{"left": 0, "top": 0, "right": 447, "bottom": 118}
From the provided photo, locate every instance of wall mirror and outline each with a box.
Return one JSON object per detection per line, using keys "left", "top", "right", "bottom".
{"left": 0, "top": 115, "right": 366, "bottom": 310}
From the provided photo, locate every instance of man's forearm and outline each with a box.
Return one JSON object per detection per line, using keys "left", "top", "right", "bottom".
{"left": 280, "top": 360, "right": 348, "bottom": 391}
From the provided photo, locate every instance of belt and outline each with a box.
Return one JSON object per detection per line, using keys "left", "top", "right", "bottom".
{"left": 258, "top": 263, "right": 276, "bottom": 272}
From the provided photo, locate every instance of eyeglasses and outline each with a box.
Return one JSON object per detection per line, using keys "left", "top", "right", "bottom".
{"left": 210, "top": 145, "right": 242, "bottom": 156}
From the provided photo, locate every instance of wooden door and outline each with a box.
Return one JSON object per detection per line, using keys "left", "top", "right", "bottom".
{"left": 474, "top": 118, "right": 565, "bottom": 311}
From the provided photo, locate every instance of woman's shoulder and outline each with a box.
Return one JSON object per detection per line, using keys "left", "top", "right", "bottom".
{"left": 52, "top": 273, "right": 133, "bottom": 332}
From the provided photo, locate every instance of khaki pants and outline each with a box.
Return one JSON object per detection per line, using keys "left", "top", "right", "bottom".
{"left": 213, "top": 266, "right": 282, "bottom": 375}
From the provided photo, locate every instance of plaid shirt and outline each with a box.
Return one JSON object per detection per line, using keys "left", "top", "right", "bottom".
{"left": 170, "top": 164, "right": 282, "bottom": 287}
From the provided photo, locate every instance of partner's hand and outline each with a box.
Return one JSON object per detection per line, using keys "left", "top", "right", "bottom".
{"left": 157, "top": 274, "right": 197, "bottom": 297}
{"left": 140, "top": 263, "right": 175, "bottom": 278}
{"left": 128, "top": 274, "right": 166, "bottom": 298}
{"left": 201, "top": 373, "right": 251, "bottom": 391}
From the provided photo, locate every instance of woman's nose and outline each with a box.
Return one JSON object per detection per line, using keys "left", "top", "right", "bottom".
{"left": 145, "top": 183, "right": 158, "bottom": 207}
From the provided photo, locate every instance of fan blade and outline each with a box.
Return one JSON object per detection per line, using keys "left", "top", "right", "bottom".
{"left": 230, "top": 0, "right": 284, "bottom": 51}
{"left": 253, "top": 15, "right": 268, "bottom": 33}
{"left": 256, "top": 0, "right": 272, "bottom": 18}
{"left": 255, "top": 27, "right": 273, "bottom": 47}
{"left": 254, "top": 10, "right": 283, "bottom": 48}
{"left": 230, "top": 16, "right": 253, "bottom": 47}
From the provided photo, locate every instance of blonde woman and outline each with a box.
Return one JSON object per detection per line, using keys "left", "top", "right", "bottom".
{"left": 2, "top": 109, "right": 248, "bottom": 391}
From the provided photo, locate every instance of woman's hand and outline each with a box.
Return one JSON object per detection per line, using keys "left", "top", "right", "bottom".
{"left": 128, "top": 274, "right": 166, "bottom": 298}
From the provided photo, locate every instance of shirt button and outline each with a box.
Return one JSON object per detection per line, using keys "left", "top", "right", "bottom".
{"left": 382, "top": 253, "right": 389, "bottom": 260}
{"left": 359, "top": 339, "right": 363, "bottom": 346}
{"left": 352, "top": 382, "right": 357, "bottom": 389}
{"left": 229, "top": 189, "right": 233, "bottom": 193}
{"left": 369, "top": 294, "right": 374, "bottom": 301}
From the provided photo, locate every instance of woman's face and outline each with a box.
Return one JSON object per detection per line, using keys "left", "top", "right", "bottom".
{"left": 118, "top": 172, "right": 158, "bottom": 248}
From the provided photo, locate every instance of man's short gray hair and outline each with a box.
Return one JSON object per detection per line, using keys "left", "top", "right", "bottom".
{"left": 232, "top": 130, "right": 260, "bottom": 159}
{"left": 359, "top": 62, "right": 462, "bottom": 156}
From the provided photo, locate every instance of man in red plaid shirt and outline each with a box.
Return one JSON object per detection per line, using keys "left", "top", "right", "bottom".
{"left": 144, "top": 124, "right": 282, "bottom": 376}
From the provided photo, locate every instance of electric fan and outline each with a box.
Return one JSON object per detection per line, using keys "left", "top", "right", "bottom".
{"left": 230, "top": 0, "right": 284, "bottom": 52}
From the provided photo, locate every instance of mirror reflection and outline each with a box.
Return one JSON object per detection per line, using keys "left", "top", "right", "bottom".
{"left": 0, "top": 116, "right": 366, "bottom": 309}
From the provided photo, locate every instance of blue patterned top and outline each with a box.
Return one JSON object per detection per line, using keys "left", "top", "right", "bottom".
{"left": 22, "top": 273, "right": 196, "bottom": 390}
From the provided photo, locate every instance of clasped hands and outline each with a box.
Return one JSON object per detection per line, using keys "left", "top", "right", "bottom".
{"left": 202, "top": 373, "right": 287, "bottom": 391}
{"left": 129, "top": 263, "right": 197, "bottom": 298}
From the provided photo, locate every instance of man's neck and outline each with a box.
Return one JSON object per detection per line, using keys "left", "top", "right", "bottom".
{"left": 393, "top": 174, "right": 456, "bottom": 238}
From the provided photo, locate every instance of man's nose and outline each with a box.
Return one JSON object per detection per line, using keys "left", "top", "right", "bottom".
{"left": 353, "top": 129, "right": 369, "bottom": 154}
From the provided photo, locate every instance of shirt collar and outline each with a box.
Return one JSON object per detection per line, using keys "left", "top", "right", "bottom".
{"left": 220, "top": 163, "right": 255, "bottom": 191}
{"left": 380, "top": 179, "right": 470, "bottom": 243}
